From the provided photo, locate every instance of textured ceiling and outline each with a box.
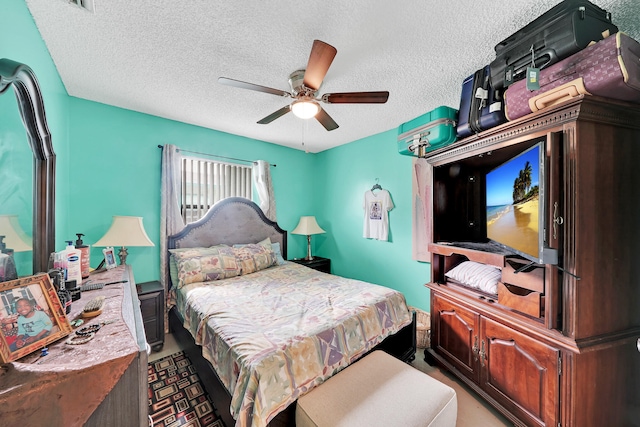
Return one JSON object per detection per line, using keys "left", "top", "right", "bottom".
{"left": 24, "top": 0, "right": 640, "bottom": 153}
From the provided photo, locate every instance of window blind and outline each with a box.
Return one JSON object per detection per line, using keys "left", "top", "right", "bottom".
{"left": 181, "top": 157, "right": 252, "bottom": 223}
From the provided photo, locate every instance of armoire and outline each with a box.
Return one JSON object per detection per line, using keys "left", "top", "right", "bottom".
{"left": 423, "top": 95, "right": 640, "bottom": 427}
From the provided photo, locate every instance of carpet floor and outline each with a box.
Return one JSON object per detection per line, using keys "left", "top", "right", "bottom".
{"left": 148, "top": 351, "right": 226, "bottom": 427}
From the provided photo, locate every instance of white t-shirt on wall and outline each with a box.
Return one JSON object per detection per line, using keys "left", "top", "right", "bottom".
{"left": 363, "top": 189, "right": 394, "bottom": 241}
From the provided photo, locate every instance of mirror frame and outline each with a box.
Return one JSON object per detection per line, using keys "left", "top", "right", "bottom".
{"left": 0, "top": 59, "right": 55, "bottom": 274}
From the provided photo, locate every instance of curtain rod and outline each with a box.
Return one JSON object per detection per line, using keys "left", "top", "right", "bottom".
{"left": 157, "top": 144, "right": 276, "bottom": 167}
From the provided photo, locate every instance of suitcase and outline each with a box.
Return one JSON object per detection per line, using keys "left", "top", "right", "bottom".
{"left": 490, "top": 0, "right": 617, "bottom": 91}
{"left": 456, "top": 65, "right": 507, "bottom": 138}
{"left": 397, "top": 106, "right": 457, "bottom": 157}
{"left": 504, "top": 32, "right": 640, "bottom": 121}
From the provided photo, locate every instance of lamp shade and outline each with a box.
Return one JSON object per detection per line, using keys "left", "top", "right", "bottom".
{"left": 0, "top": 215, "right": 32, "bottom": 252}
{"left": 93, "top": 216, "right": 154, "bottom": 247}
{"left": 291, "top": 216, "right": 325, "bottom": 235}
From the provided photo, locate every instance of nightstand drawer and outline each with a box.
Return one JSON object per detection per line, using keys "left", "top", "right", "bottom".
{"left": 291, "top": 257, "right": 331, "bottom": 273}
{"left": 137, "top": 281, "right": 164, "bottom": 351}
{"left": 140, "top": 296, "right": 158, "bottom": 320}
{"left": 144, "top": 319, "right": 161, "bottom": 343}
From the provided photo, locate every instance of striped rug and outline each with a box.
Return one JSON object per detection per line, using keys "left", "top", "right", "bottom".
{"left": 148, "top": 351, "right": 225, "bottom": 427}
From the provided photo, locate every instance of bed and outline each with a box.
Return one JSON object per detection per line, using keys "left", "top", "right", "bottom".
{"left": 166, "top": 197, "right": 416, "bottom": 427}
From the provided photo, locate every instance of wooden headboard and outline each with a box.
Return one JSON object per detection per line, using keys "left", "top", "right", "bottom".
{"left": 166, "top": 197, "right": 287, "bottom": 285}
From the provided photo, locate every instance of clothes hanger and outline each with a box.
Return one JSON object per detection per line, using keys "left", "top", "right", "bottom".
{"left": 371, "top": 178, "right": 382, "bottom": 191}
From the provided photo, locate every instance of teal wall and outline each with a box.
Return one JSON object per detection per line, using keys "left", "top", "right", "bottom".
{"left": 315, "top": 130, "right": 431, "bottom": 310}
{"left": 63, "top": 98, "right": 318, "bottom": 283}
{"left": 3, "top": 0, "right": 431, "bottom": 311}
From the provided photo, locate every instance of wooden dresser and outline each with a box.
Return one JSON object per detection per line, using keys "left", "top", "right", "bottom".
{"left": 0, "top": 265, "right": 148, "bottom": 427}
{"left": 423, "top": 96, "right": 640, "bottom": 427}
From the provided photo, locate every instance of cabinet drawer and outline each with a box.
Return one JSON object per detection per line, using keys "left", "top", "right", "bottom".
{"left": 140, "top": 297, "right": 158, "bottom": 319}
{"left": 502, "top": 257, "right": 544, "bottom": 292}
{"left": 497, "top": 282, "right": 544, "bottom": 318}
{"left": 144, "top": 320, "right": 160, "bottom": 342}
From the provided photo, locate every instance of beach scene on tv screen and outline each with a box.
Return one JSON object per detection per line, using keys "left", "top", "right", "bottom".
{"left": 486, "top": 146, "right": 540, "bottom": 258}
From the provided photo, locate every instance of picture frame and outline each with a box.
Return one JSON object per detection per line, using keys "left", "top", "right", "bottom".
{"left": 0, "top": 273, "right": 72, "bottom": 363}
{"left": 102, "top": 246, "right": 117, "bottom": 270}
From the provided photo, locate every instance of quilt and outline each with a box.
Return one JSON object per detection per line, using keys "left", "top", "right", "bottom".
{"left": 176, "top": 262, "right": 411, "bottom": 427}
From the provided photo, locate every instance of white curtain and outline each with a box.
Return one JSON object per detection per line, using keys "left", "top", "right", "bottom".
{"left": 252, "top": 160, "right": 276, "bottom": 221}
{"left": 160, "top": 144, "right": 185, "bottom": 319}
{"left": 412, "top": 157, "right": 432, "bottom": 261}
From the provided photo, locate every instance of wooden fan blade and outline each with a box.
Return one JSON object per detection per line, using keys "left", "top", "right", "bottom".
{"left": 218, "top": 77, "right": 291, "bottom": 97}
{"left": 257, "top": 105, "right": 291, "bottom": 124}
{"left": 322, "top": 91, "right": 389, "bottom": 104}
{"left": 315, "top": 107, "right": 339, "bottom": 131}
{"left": 303, "top": 40, "right": 337, "bottom": 91}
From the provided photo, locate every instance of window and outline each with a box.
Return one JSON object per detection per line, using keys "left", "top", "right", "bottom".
{"left": 180, "top": 156, "right": 252, "bottom": 223}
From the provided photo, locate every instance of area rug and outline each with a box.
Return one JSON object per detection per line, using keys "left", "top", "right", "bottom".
{"left": 148, "top": 351, "right": 226, "bottom": 427}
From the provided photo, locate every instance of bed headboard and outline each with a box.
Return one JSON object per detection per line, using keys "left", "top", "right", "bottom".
{"left": 168, "top": 196, "right": 287, "bottom": 251}
{"left": 167, "top": 197, "right": 287, "bottom": 274}
{"left": 166, "top": 197, "right": 287, "bottom": 292}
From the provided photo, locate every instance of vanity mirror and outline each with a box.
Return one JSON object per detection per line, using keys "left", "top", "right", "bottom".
{"left": 0, "top": 59, "right": 55, "bottom": 275}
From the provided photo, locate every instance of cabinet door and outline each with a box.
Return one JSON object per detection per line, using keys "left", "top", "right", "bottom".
{"left": 481, "top": 317, "right": 560, "bottom": 427}
{"left": 432, "top": 293, "right": 481, "bottom": 383}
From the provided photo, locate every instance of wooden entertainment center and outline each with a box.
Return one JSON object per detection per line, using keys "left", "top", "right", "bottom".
{"left": 423, "top": 96, "right": 640, "bottom": 427}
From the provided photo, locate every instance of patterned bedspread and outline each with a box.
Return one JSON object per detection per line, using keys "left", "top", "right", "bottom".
{"left": 176, "top": 261, "right": 411, "bottom": 427}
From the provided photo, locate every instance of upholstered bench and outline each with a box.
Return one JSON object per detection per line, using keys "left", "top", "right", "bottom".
{"left": 296, "top": 350, "right": 457, "bottom": 427}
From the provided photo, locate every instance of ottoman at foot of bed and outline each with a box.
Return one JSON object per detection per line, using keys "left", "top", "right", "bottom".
{"left": 296, "top": 350, "right": 457, "bottom": 427}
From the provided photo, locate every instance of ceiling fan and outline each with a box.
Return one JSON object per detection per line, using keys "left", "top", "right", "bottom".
{"left": 218, "top": 40, "right": 389, "bottom": 131}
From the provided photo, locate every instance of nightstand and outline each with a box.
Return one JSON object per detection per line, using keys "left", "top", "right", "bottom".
{"left": 291, "top": 256, "right": 331, "bottom": 273}
{"left": 137, "top": 280, "right": 165, "bottom": 352}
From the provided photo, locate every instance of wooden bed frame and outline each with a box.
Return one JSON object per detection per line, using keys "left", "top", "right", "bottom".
{"left": 167, "top": 197, "right": 416, "bottom": 427}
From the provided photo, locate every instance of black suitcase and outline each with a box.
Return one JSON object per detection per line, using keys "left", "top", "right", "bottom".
{"left": 490, "top": 0, "right": 617, "bottom": 90}
{"left": 457, "top": 65, "right": 506, "bottom": 138}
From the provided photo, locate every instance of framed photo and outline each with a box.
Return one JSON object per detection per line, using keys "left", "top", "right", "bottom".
{"left": 0, "top": 274, "right": 72, "bottom": 363}
{"left": 102, "top": 246, "right": 117, "bottom": 270}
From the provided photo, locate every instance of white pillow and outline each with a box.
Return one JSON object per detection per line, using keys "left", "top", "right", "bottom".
{"left": 445, "top": 261, "right": 501, "bottom": 294}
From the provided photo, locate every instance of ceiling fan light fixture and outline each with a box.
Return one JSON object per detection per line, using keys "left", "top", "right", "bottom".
{"left": 291, "top": 99, "right": 320, "bottom": 119}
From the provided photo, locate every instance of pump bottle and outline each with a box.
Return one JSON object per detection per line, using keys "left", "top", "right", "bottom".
{"left": 75, "top": 233, "right": 91, "bottom": 279}
{"left": 64, "top": 241, "right": 82, "bottom": 285}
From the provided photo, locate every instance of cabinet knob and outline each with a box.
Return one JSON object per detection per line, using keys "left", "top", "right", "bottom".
{"left": 479, "top": 340, "right": 487, "bottom": 367}
{"left": 637, "top": 338, "right": 640, "bottom": 353}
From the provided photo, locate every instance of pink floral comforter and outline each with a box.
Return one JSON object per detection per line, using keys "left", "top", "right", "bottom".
{"left": 177, "top": 261, "right": 411, "bottom": 427}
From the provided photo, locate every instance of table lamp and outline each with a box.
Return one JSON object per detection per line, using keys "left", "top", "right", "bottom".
{"left": 291, "top": 216, "right": 325, "bottom": 261}
{"left": 93, "top": 216, "right": 154, "bottom": 265}
{"left": 0, "top": 214, "right": 32, "bottom": 254}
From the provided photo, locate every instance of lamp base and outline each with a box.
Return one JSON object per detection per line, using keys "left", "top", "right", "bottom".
{"left": 117, "top": 246, "right": 128, "bottom": 265}
{"left": 304, "top": 235, "right": 313, "bottom": 261}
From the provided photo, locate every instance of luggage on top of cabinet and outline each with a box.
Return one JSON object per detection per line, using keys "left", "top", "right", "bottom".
{"left": 456, "top": 65, "right": 507, "bottom": 139}
{"left": 504, "top": 32, "right": 640, "bottom": 121}
{"left": 490, "top": 0, "right": 618, "bottom": 91}
{"left": 397, "top": 106, "right": 457, "bottom": 158}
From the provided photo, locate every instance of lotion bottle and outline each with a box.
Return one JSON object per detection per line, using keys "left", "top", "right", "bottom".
{"left": 64, "top": 240, "right": 82, "bottom": 285}
{"left": 75, "top": 233, "right": 91, "bottom": 279}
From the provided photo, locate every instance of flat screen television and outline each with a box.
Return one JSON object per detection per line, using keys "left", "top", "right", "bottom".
{"left": 485, "top": 140, "right": 557, "bottom": 265}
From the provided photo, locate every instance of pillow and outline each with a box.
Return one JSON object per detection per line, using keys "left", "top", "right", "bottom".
{"left": 232, "top": 243, "right": 276, "bottom": 275}
{"left": 169, "top": 256, "right": 179, "bottom": 289}
{"left": 233, "top": 237, "right": 272, "bottom": 250}
{"left": 271, "top": 242, "right": 286, "bottom": 265}
{"left": 445, "top": 261, "right": 501, "bottom": 294}
{"left": 169, "top": 245, "right": 241, "bottom": 288}
{"left": 168, "top": 246, "right": 203, "bottom": 288}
